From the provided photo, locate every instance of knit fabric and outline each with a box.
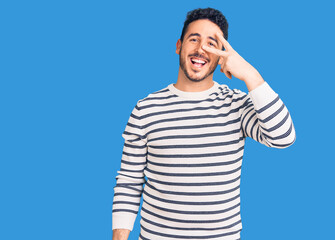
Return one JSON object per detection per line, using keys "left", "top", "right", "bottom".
{"left": 112, "top": 81, "right": 296, "bottom": 240}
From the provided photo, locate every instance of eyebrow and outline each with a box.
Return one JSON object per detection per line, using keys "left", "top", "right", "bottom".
{"left": 186, "top": 33, "right": 218, "bottom": 45}
{"left": 208, "top": 36, "right": 218, "bottom": 44}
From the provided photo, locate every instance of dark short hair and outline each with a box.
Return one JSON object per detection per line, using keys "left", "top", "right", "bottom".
{"left": 180, "top": 7, "right": 229, "bottom": 46}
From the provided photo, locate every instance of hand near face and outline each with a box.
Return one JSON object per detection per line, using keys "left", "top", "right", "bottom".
{"left": 202, "top": 33, "right": 259, "bottom": 82}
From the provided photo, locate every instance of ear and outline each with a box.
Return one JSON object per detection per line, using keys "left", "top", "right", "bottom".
{"left": 176, "top": 39, "right": 182, "bottom": 55}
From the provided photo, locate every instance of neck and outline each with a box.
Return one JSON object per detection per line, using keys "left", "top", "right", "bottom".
{"left": 174, "top": 67, "right": 214, "bottom": 92}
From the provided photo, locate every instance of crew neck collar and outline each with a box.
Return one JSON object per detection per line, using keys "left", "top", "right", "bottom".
{"left": 168, "top": 81, "right": 220, "bottom": 100}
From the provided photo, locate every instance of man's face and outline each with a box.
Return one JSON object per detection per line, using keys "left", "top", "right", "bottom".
{"left": 176, "top": 19, "right": 224, "bottom": 82}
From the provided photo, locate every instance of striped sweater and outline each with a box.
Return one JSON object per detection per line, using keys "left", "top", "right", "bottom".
{"left": 112, "top": 80, "right": 296, "bottom": 240}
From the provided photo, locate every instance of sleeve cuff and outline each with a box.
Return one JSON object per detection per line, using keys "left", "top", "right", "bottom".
{"left": 112, "top": 212, "right": 137, "bottom": 231}
{"left": 247, "top": 81, "right": 278, "bottom": 110}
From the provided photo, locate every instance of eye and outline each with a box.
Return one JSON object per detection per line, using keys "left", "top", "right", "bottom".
{"left": 190, "top": 38, "right": 197, "bottom": 42}
{"left": 209, "top": 42, "right": 216, "bottom": 47}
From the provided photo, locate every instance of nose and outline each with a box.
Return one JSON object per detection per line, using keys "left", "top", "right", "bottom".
{"left": 196, "top": 41, "right": 206, "bottom": 55}
{"left": 193, "top": 41, "right": 210, "bottom": 61}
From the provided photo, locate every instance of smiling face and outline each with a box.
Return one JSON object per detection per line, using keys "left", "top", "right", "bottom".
{"left": 176, "top": 19, "right": 224, "bottom": 83}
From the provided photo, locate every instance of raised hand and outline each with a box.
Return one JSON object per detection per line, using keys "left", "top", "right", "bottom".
{"left": 202, "top": 32, "right": 263, "bottom": 86}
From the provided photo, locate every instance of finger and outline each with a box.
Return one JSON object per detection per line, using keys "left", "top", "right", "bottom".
{"left": 215, "top": 32, "right": 232, "bottom": 51}
{"left": 221, "top": 66, "right": 232, "bottom": 79}
{"left": 221, "top": 66, "right": 229, "bottom": 79}
{"left": 202, "top": 45, "right": 228, "bottom": 57}
{"left": 218, "top": 56, "right": 224, "bottom": 65}
{"left": 224, "top": 70, "right": 231, "bottom": 79}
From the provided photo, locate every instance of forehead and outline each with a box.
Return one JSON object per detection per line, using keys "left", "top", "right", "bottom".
{"left": 185, "top": 19, "right": 223, "bottom": 38}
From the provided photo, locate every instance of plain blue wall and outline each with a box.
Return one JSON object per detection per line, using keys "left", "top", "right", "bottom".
{"left": 1, "top": 0, "right": 334, "bottom": 239}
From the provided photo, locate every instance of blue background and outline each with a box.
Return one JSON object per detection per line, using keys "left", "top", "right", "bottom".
{"left": 1, "top": 0, "right": 334, "bottom": 239}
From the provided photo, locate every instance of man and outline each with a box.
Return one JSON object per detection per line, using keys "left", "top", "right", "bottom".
{"left": 112, "top": 7, "right": 296, "bottom": 240}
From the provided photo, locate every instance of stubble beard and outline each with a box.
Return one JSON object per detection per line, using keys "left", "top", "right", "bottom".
{"left": 179, "top": 44, "right": 219, "bottom": 83}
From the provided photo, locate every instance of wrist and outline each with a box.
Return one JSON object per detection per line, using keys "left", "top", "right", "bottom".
{"left": 112, "top": 229, "right": 130, "bottom": 240}
{"left": 243, "top": 69, "right": 265, "bottom": 92}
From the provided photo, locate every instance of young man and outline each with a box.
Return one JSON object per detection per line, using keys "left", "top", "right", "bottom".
{"left": 112, "top": 8, "right": 296, "bottom": 240}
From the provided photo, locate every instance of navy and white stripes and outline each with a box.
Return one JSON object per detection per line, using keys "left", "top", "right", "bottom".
{"left": 112, "top": 81, "right": 296, "bottom": 239}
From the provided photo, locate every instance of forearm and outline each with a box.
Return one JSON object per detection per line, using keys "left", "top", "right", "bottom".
{"left": 112, "top": 229, "right": 130, "bottom": 240}
{"left": 242, "top": 81, "right": 296, "bottom": 148}
{"left": 243, "top": 68, "right": 265, "bottom": 92}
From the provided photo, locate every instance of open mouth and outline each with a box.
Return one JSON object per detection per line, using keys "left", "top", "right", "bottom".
{"left": 190, "top": 57, "right": 207, "bottom": 68}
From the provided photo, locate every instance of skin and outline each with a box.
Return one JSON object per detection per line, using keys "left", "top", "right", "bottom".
{"left": 112, "top": 229, "right": 130, "bottom": 240}
{"left": 175, "top": 19, "right": 265, "bottom": 92}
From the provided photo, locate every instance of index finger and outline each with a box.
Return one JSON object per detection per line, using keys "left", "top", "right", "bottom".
{"left": 215, "top": 32, "right": 232, "bottom": 51}
{"left": 202, "top": 45, "right": 228, "bottom": 57}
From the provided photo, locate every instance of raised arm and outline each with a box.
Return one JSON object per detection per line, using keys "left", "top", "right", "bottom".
{"left": 239, "top": 82, "right": 296, "bottom": 148}
{"left": 202, "top": 31, "right": 296, "bottom": 148}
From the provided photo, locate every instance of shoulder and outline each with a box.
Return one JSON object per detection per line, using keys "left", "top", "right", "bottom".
{"left": 217, "top": 82, "right": 248, "bottom": 99}
{"left": 136, "top": 84, "right": 171, "bottom": 109}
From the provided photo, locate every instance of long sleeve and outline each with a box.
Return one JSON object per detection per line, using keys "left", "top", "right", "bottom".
{"left": 112, "top": 100, "right": 148, "bottom": 231}
{"left": 239, "top": 81, "right": 296, "bottom": 148}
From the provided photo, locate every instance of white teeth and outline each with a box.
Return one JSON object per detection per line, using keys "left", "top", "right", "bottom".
{"left": 192, "top": 58, "right": 206, "bottom": 64}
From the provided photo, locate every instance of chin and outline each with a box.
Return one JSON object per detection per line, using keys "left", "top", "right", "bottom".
{"left": 186, "top": 73, "right": 208, "bottom": 82}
